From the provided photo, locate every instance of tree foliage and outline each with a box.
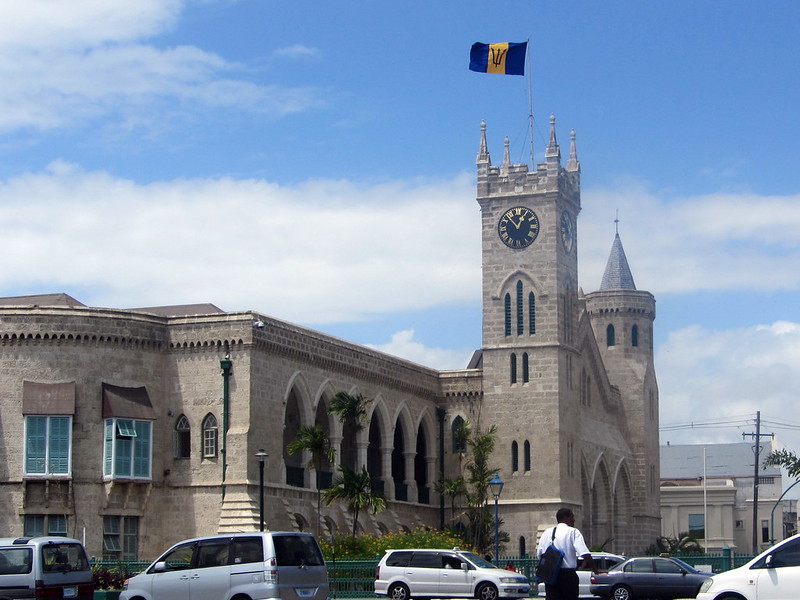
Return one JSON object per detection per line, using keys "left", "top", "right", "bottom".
{"left": 646, "top": 532, "right": 703, "bottom": 555}
{"left": 323, "top": 465, "right": 386, "bottom": 537}
{"left": 287, "top": 424, "right": 336, "bottom": 537}
{"left": 764, "top": 448, "right": 800, "bottom": 480}
{"left": 329, "top": 392, "right": 372, "bottom": 431}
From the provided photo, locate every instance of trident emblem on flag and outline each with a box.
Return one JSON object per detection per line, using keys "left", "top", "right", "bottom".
{"left": 490, "top": 47, "right": 508, "bottom": 68}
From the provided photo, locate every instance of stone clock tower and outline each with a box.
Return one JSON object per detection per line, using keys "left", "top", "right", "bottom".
{"left": 474, "top": 116, "right": 660, "bottom": 554}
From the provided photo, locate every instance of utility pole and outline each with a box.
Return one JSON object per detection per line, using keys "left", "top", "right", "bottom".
{"left": 742, "top": 411, "right": 774, "bottom": 554}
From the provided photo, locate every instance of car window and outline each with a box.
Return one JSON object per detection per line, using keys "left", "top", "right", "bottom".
{"left": 654, "top": 559, "right": 682, "bottom": 574}
{"left": 442, "top": 554, "right": 465, "bottom": 569}
{"left": 159, "top": 542, "right": 195, "bottom": 570}
{"left": 195, "top": 540, "right": 230, "bottom": 568}
{"left": 230, "top": 537, "right": 263, "bottom": 565}
{"left": 0, "top": 548, "right": 32, "bottom": 574}
{"left": 627, "top": 559, "right": 654, "bottom": 573}
{"left": 41, "top": 543, "right": 89, "bottom": 573}
{"left": 273, "top": 535, "right": 325, "bottom": 567}
{"left": 410, "top": 552, "right": 441, "bottom": 569}
{"left": 385, "top": 551, "right": 412, "bottom": 568}
{"left": 769, "top": 538, "right": 800, "bottom": 568}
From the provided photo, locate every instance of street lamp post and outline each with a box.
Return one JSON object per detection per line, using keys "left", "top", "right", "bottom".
{"left": 256, "top": 449, "right": 268, "bottom": 531}
{"left": 489, "top": 472, "right": 504, "bottom": 566}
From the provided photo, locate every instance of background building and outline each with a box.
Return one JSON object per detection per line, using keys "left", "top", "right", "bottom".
{"left": 660, "top": 442, "right": 795, "bottom": 553}
{"left": 0, "top": 120, "right": 660, "bottom": 559}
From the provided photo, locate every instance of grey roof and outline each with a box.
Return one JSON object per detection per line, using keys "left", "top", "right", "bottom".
{"left": 127, "top": 303, "right": 224, "bottom": 317}
{"left": 0, "top": 293, "right": 86, "bottom": 307}
{"left": 600, "top": 233, "right": 636, "bottom": 291}
{"left": 661, "top": 442, "right": 780, "bottom": 479}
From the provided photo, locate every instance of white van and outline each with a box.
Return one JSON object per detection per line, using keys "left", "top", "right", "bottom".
{"left": 0, "top": 536, "right": 94, "bottom": 600}
{"left": 120, "top": 531, "right": 330, "bottom": 600}
{"left": 374, "top": 548, "right": 530, "bottom": 600}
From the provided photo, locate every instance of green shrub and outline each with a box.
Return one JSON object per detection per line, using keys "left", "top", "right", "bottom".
{"left": 319, "top": 526, "right": 473, "bottom": 560}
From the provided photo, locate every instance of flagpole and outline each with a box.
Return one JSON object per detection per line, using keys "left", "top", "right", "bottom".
{"left": 526, "top": 39, "right": 534, "bottom": 169}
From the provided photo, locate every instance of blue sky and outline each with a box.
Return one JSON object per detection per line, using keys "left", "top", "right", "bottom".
{"left": 3, "top": 1, "right": 800, "bottom": 470}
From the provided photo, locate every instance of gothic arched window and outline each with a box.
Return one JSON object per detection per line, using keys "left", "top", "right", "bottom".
{"left": 504, "top": 294, "right": 512, "bottom": 337}
{"left": 452, "top": 416, "right": 467, "bottom": 453}
{"left": 174, "top": 415, "right": 190, "bottom": 459}
{"left": 529, "top": 292, "right": 536, "bottom": 334}
{"left": 516, "top": 281, "right": 524, "bottom": 335}
{"left": 522, "top": 353, "right": 530, "bottom": 383}
{"left": 632, "top": 324, "right": 639, "bottom": 347}
{"left": 202, "top": 413, "right": 218, "bottom": 458}
{"left": 510, "top": 353, "right": 517, "bottom": 384}
{"left": 511, "top": 441, "right": 519, "bottom": 472}
{"left": 524, "top": 440, "right": 531, "bottom": 471}
{"left": 607, "top": 324, "right": 616, "bottom": 347}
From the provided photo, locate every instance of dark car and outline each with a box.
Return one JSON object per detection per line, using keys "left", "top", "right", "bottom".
{"left": 589, "top": 556, "right": 710, "bottom": 600}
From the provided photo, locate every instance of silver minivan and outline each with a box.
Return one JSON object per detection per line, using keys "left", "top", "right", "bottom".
{"left": 0, "top": 536, "right": 94, "bottom": 600}
{"left": 120, "top": 531, "right": 330, "bottom": 600}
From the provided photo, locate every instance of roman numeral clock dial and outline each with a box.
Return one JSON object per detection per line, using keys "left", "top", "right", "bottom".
{"left": 498, "top": 206, "right": 540, "bottom": 249}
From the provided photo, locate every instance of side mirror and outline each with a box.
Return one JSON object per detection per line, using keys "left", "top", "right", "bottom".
{"left": 461, "top": 563, "right": 469, "bottom": 571}
{"left": 765, "top": 555, "right": 774, "bottom": 568}
{"left": 152, "top": 561, "right": 168, "bottom": 573}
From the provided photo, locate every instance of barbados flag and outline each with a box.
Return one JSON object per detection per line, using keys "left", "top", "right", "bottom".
{"left": 469, "top": 42, "right": 527, "bottom": 76}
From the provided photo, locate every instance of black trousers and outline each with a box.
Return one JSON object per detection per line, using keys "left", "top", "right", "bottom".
{"left": 544, "top": 568, "right": 579, "bottom": 600}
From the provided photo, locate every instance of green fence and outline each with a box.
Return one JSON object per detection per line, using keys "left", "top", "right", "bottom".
{"left": 91, "top": 551, "right": 758, "bottom": 599}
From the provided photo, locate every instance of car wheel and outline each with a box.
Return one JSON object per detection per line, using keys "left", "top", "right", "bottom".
{"left": 476, "top": 582, "right": 499, "bottom": 600}
{"left": 612, "top": 585, "right": 633, "bottom": 600}
{"left": 388, "top": 583, "right": 410, "bottom": 600}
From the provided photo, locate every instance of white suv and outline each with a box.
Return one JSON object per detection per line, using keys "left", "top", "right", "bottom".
{"left": 696, "top": 533, "right": 800, "bottom": 600}
{"left": 374, "top": 548, "right": 530, "bottom": 600}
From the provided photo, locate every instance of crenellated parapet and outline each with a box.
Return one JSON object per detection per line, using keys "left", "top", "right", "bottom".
{"left": 476, "top": 115, "right": 580, "bottom": 209}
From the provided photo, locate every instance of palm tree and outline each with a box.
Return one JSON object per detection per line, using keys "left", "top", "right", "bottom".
{"left": 434, "top": 475, "right": 467, "bottom": 524}
{"left": 463, "top": 425, "right": 498, "bottom": 553}
{"left": 287, "top": 425, "right": 336, "bottom": 537}
{"left": 322, "top": 465, "right": 386, "bottom": 537}
{"left": 328, "top": 392, "right": 372, "bottom": 470}
{"left": 654, "top": 532, "right": 703, "bottom": 555}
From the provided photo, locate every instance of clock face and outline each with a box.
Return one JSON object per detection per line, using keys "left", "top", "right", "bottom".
{"left": 498, "top": 206, "right": 540, "bottom": 249}
{"left": 560, "top": 211, "right": 574, "bottom": 252}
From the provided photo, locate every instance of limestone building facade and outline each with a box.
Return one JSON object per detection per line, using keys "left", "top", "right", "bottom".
{"left": 0, "top": 118, "right": 660, "bottom": 560}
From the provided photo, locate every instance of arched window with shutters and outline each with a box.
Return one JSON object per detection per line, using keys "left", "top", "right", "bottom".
{"left": 516, "top": 281, "right": 524, "bottom": 335}
{"left": 607, "top": 324, "right": 616, "bottom": 347}
{"left": 522, "top": 353, "right": 530, "bottom": 383}
{"left": 174, "top": 415, "right": 190, "bottom": 459}
{"left": 504, "top": 294, "right": 512, "bottom": 336}
{"left": 510, "top": 353, "right": 517, "bottom": 384}
{"left": 632, "top": 324, "right": 639, "bottom": 347}
{"left": 202, "top": 413, "right": 218, "bottom": 458}
{"left": 511, "top": 441, "right": 519, "bottom": 472}
{"left": 529, "top": 292, "right": 536, "bottom": 334}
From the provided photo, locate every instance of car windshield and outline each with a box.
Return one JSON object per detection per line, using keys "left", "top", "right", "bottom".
{"left": 461, "top": 552, "right": 495, "bottom": 569}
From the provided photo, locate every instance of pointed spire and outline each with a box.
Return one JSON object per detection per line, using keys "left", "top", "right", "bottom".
{"left": 600, "top": 232, "right": 637, "bottom": 291}
{"left": 566, "top": 129, "right": 580, "bottom": 172}
{"left": 545, "top": 113, "right": 560, "bottom": 162}
{"left": 477, "top": 120, "right": 491, "bottom": 165}
{"left": 502, "top": 136, "right": 510, "bottom": 171}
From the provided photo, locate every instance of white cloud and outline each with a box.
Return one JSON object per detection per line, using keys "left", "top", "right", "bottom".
{"left": 0, "top": 0, "right": 322, "bottom": 133}
{"left": 0, "top": 165, "right": 479, "bottom": 323}
{"left": 366, "top": 330, "right": 475, "bottom": 371}
{"left": 657, "top": 321, "right": 800, "bottom": 454}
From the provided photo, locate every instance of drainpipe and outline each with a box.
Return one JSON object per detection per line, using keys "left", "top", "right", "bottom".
{"left": 437, "top": 406, "right": 446, "bottom": 530}
{"left": 220, "top": 344, "right": 232, "bottom": 499}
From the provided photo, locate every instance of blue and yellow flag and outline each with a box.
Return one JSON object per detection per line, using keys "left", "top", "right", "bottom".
{"left": 469, "top": 42, "right": 527, "bottom": 76}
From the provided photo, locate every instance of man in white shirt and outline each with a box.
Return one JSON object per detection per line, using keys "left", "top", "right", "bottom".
{"left": 536, "top": 508, "right": 594, "bottom": 600}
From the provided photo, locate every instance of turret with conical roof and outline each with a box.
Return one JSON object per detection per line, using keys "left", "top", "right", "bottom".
{"left": 584, "top": 227, "right": 660, "bottom": 551}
